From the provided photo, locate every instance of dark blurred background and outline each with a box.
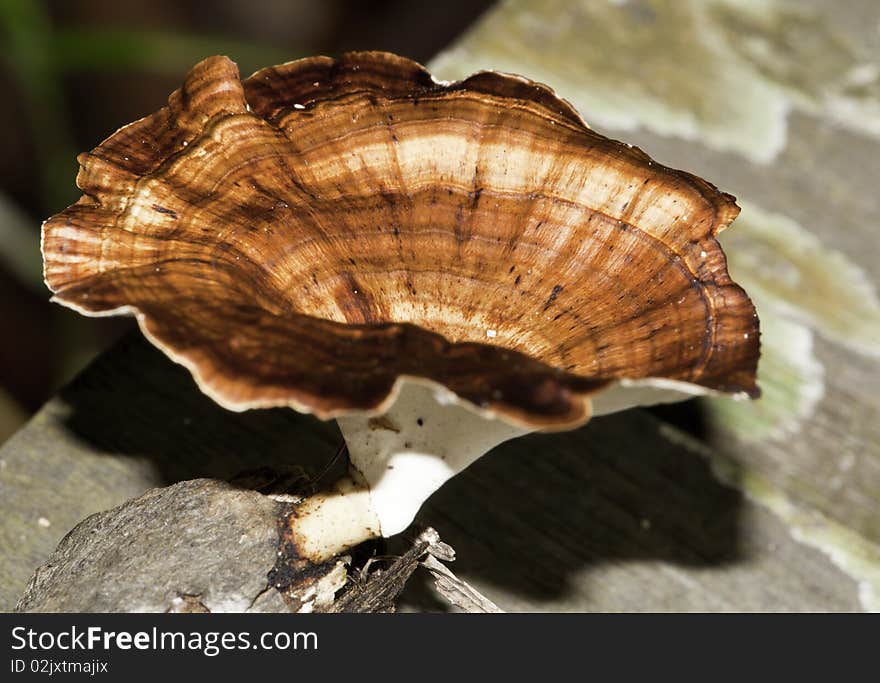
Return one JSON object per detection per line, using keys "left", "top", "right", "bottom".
{"left": 0, "top": 0, "right": 494, "bottom": 443}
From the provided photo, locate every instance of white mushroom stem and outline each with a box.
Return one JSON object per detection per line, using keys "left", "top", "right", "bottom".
{"left": 287, "top": 380, "right": 530, "bottom": 564}
{"left": 340, "top": 381, "right": 532, "bottom": 536}
{"left": 285, "top": 376, "right": 737, "bottom": 565}
{"left": 285, "top": 473, "right": 381, "bottom": 563}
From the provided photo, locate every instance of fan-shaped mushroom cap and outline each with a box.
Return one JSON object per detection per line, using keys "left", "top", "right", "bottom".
{"left": 42, "top": 52, "right": 762, "bottom": 552}
{"left": 42, "top": 52, "right": 759, "bottom": 432}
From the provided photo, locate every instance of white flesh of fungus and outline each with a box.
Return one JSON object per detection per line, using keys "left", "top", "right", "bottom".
{"left": 338, "top": 381, "right": 530, "bottom": 537}
{"left": 287, "top": 376, "right": 743, "bottom": 563}
{"left": 290, "top": 380, "right": 529, "bottom": 562}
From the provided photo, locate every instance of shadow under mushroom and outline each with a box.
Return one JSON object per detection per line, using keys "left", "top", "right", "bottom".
{"left": 43, "top": 51, "right": 757, "bottom": 608}
{"left": 58, "top": 333, "right": 742, "bottom": 606}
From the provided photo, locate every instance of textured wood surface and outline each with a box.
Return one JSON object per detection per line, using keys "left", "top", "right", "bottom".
{"left": 3, "top": 0, "right": 880, "bottom": 611}
{"left": 14, "top": 479, "right": 291, "bottom": 613}
{"left": 0, "top": 332, "right": 867, "bottom": 611}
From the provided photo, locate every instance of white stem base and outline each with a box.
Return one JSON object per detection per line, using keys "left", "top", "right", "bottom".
{"left": 288, "top": 473, "right": 381, "bottom": 562}
{"left": 337, "top": 380, "right": 531, "bottom": 537}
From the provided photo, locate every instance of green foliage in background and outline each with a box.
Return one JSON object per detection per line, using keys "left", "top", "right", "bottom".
{"left": 0, "top": 0, "right": 299, "bottom": 412}
{"left": 0, "top": 0, "right": 293, "bottom": 217}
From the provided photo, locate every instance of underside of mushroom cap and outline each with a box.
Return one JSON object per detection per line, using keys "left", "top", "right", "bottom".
{"left": 42, "top": 52, "right": 760, "bottom": 430}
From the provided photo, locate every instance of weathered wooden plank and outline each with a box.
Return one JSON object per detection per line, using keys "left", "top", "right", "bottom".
{"left": 3, "top": 0, "right": 880, "bottom": 611}
{"left": 0, "top": 333, "right": 866, "bottom": 611}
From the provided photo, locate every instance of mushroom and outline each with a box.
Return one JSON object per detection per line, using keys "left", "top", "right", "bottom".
{"left": 42, "top": 52, "right": 759, "bottom": 568}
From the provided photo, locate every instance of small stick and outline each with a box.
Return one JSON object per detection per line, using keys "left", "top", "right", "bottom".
{"left": 417, "top": 528, "right": 504, "bottom": 614}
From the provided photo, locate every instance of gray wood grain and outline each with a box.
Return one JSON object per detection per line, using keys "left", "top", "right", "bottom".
{"left": 3, "top": 0, "right": 879, "bottom": 612}
{"left": 1, "top": 333, "right": 867, "bottom": 611}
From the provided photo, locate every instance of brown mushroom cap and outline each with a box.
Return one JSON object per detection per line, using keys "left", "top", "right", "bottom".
{"left": 42, "top": 52, "right": 759, "bottom": 429}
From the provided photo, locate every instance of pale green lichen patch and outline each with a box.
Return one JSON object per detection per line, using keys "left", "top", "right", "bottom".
{"left": 708, "top": 0, "right": 880, "bottom": 139}
{"left": 431, "top": 0, "right": 787, "bottom": 161}
{"left": 709, "top": 0, "right": 856, "bottom": 100}
{"left": 721, "top": 202, "right": 880, "bottom": 358}
{"left": 703, "top": 301, "right": 824, "bottom": 441}
{"left": 703, "top": 201, "right": 879, "bottom": 440}
{"left": 430, "top": 0, "right": 880, "bottom": 162}
{"left": 660, "top": 424, "right": 880, "bottom": 612}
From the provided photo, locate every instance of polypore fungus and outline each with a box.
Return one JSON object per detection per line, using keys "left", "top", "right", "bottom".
{"left": 42, "top": 52, "right": 759, "bottom": 566}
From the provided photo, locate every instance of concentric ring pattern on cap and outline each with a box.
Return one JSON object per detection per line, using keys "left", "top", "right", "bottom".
{"left": 42, "top": 52, "right": 760, "bottom": 429}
